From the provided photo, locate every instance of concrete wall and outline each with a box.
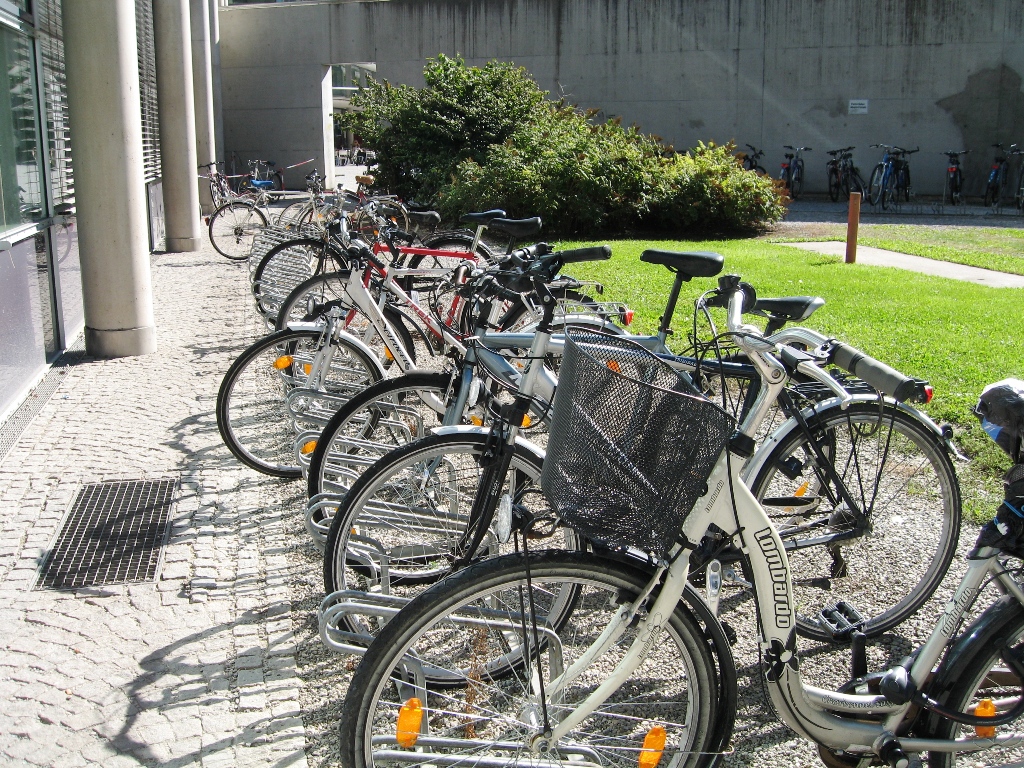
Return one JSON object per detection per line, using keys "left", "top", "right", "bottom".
{"left": 219, "top": 0, "right": 1024, "bottom": 196}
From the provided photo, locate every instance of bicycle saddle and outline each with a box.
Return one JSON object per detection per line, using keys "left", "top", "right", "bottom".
{"left": 407, "top": 210, "right": 441, "bottom": 228}
{"left": 355, "top": 174, "right": 375, "bottom": 185}
{"left": 640, "top": 250, "right": 724, "bottom": 279}
{"left": 488, "top": 217, "right": 542, "bottom": 238}
{"left": 250, "top": 179, "right": 274, "bottom": 190}
{"left": 460, "top": 210, "right": 507, "bottom": 226}
{"left": 753, "top": 296, "right": 825, "bottom": 322}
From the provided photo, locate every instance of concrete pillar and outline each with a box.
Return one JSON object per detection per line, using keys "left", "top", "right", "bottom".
{"left": 190, "top": 0, "right": 217, "bottom": 213}
{"left": 321, "top": 66, "right": 335, "bottom": 190}
{"left": 61, "top": 0, "right": 156, "bottom": 358}
{"left": 154, "top": 0, "right": 202, "bottom": 251}
{"left": 209, "top": 0, "right": 225, "bottom": 161}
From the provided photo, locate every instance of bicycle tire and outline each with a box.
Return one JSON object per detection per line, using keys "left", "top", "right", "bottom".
{"left": 252, "top": 238, "right": 334, "bottom": 320}
{"left": 352, "top": 199, "right": 410, "bottom": 240}
{"left": 881, "top": 168, "right": 896, "bottom": 210}
{"left": 208, "top": 201, "right": 269, "bottom": 260}
{"left": 272, "top": 271, "right": 417, "bottom": 368}
{"left": 216, "top": 328, "right": 383, "bottom": 477}
{"left": 918, "top": 596, "right": 1024, "bottom": 767}
{"left": 868, "top": 164, "right": 885, "bottom": 206}
{"left": 985, "top": 172, "right": 1000, "bottom": 207}
{"left": 322, "top": 431, "right": 577, "bottom": 592}
{"left": 749, "top": 402, "right": 961, "bottom": 641}
{"left": 1016, "top": 167, "right": 1024, "bottom": 210}
{"left": 339, "top": 550, "right": 718, "bottom": 768}
{"left": 902, "top": 164, "right": 912, "bottom": 202}
{"left": 307, "top": 371, "right": 453, "bottom": 498}
{"left": 790, "top": 159, "right": 804, "bottom": 199}
{"left": 827, "top": 167, "right": 840, "bottom": 202}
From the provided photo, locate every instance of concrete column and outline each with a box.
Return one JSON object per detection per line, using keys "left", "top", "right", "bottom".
{"left": 209, "top": 0, "right": 225, "bottom": 161}
{"left": 154, "top": 0, "right": 202, "bottom": 251}
{"left": 190, "top": 0, "right": 217, "bottom": 213}
{"left": 321, "top": 66, "right": 335, "bottom": 190}
{"left": 61, "top": 0, "right": 156, "bottom": 358}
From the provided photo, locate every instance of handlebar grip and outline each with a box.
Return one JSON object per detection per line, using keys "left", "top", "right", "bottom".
{"left": 829, "top": 342, "right": 924, "bottom": 403}
{"left": 557, "top": 245, "right": 612, "bottom": 264}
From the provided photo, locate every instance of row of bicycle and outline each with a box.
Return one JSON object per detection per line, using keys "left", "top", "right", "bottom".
{"left": 209, "top": 186, "right": 1024, "bottom": 766}
{"left": 742, "top": 142, "right": 1024, "bottom": 209}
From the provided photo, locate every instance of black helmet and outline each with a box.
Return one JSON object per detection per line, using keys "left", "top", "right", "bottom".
{"left": 975, "top": 378, "right": 1024, "bottom": 462}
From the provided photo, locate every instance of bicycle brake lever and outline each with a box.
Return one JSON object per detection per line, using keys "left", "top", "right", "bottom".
{"left": 796, "top": 360, "right": 853, "bottom": 409}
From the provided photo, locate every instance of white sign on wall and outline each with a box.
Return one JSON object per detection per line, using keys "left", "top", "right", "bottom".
{"left": 848, "top": 99, "right": 869, "bottom": 115}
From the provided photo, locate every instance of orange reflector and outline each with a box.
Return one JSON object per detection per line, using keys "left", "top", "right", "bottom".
{"left": 300, "top": 440, "right": 317, "bottom": 455}
{"left": 384, "top": 347, "right": 394, "bottom": 361}
{"left": 794, "top": 482, "right": 809, "bottom": 498}
{"left": 975, "top": 698, "right": 996, "bottom": 737}
{"left": 521, "top": 414, "right": 532, "bottom": 428}
{"left": 303, "top": 364, "right": 312, "bottom": 375}
{"left": 607, "top": 360, "right": 621, "bottom": 373}
{"left": 469, "top": 415, "right": 484, "bottom": 426}
{"left": 396, "top": 697, "right": 423, "bottom": 747}
{"left": 273, "top": 355, "right": 294, "bottom": 370}
{"left": 639, "top": 725, "right": 666, "bottom": 768}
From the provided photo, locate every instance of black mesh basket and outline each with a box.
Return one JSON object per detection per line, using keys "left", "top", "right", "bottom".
{"left": 541, "top": 328, "right": 735, "bottom": 559}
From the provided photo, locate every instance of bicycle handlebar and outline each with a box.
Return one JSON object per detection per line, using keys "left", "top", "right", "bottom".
{"left": 828, "top": 342, "right": 927, "bottom": 403}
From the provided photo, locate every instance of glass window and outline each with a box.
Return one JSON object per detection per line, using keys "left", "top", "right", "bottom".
{"left": 0, "top": 24, "right": 45, "bottom": 234}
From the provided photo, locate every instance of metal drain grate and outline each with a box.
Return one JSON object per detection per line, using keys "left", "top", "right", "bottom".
{"left": 0, "top": 335, "right": 86, "bottom": 463}
{"left": 38, "top": 479, "right": 177, "bottom": 589}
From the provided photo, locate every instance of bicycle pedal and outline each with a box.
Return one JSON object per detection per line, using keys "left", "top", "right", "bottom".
{"left": 818, "top": 601, "right": 865, "bottom": 641}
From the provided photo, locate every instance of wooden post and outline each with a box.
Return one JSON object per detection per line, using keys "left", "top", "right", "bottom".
{"left": 846, "top": 192, "right": 861, "bottom": 264}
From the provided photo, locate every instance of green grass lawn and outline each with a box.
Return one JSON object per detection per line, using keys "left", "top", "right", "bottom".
{"left": 561, "top": 237, "right": 1024, "bottom": 519}
{"left": 769, "top": 223, "right": 1024, "bottom": 275}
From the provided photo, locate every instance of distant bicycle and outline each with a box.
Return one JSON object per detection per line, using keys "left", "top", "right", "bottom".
{"left": 940, "top": 149, "right": 970, "bottom": 206}
{"left": 740, "top": 144, "right": 766, "bottom": 173}
{"left": 868, "top": 144, "right": 917, "bottom": 209}
{"left": 779, "top": 145, "right": 811, "bottom": 199}
{"left": 825, "top": 146, "right": 865, "bottom": 201}
{"left": 984, "top": 143, "right": 1022, "bottom": 208}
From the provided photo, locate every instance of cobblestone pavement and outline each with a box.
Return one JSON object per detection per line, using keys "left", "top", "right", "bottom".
{"left": 0, "top": 240, "right": 311, "bottom": 767}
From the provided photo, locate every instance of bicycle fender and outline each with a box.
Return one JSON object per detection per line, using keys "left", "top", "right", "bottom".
{"left": 740, "top": 393, "right": 950, "bottom": 483}
{"left": 282, "top": 324, "right": 389, "bottom": 382}
{"left": 429, "top": 425, "right": 547, "bottom": 461}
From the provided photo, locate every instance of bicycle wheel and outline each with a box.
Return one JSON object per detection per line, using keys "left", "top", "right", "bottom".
{"left": 790, "top": 160, "right": 804, "bottom": 199}
{"left": 322, "top": 432, "right": 579, "bottom": 595}
{"left": 827, "top": 167, "right": 840, "bottom": 202}
{"left": 903, "top": 165, "right": 912, "bottom": 202}
{"left": 881, "top": 169, "right": 896, "bottom": 210}
{"left": 920, "top": 596, "right": 1024, "bottom": 767}
{"left": 984, "top": 174, "right": 1000, "bottom": 207}
{"left": 274, "top": 200, "right": 314, "bottom": 229}
{"left": 340, "top": 550, "right": 718, "bottom": 768}
{"left": 307, "top": 371, "right": 453, "bottom": 498}
{"left": 208, "top": 201, "right": 269, "bottom": 260}
{"left": 252, "top": 238, "right": 332, "bottom": 320}
{"left": 352, "top": 199, "right": 410, "bottom": 239}
{"left": 868, "top": 164, "right": 885, "bottom": 206}
{"left": 216, "top": 328, "right": 383, "bottom": 477}
{"left": 1016, "top": 167, "right": 1024, "bottom": 210}
{"left": 749, "top": 402, "right": 960, "bottom": 641}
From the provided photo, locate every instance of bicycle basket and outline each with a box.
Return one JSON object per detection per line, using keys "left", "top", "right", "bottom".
{"left": 541, "top": 329, "right": 735, "bottom": 559}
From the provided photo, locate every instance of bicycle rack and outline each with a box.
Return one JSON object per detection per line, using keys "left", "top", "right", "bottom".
{"left": 304, "top": 492, "right": 346, "bottom": 549}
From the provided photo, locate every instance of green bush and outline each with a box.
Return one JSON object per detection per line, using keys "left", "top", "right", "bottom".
{"left": 343, "top": 55, "right": 785, "bottom": 235}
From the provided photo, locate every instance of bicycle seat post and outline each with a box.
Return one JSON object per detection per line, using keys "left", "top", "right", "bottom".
{"left": 657, "top": 268, "right": 686, "bottom": 342}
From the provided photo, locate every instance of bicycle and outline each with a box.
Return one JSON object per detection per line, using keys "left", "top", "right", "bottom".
{"left": 740, "top": 144, "right": 766, "bottom": 174}
{"left": 779, "top": 145, "right": 811, "bottom": 199}
{"left": 826, "top": 146, "right": 865, "bottom": 201}
{"left": 869, "top": 145, "right": 918, "bottom": 209}
{"left": 942, "top": 150, "right": 970, "bottom": 206}
{"left": 985, "top": 144, "right": 1022, "bottom": 208}
{"left": 318, "top": 252, "right": 958, "bottom": 648}
{"left": 198, "top": 161, "right": 232, "bottom": 208}
{"left": 337, "top": 302, "right": 1024, "bottom": 768}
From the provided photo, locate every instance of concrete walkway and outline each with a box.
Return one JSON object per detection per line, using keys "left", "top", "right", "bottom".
{"left": 781, "top": 241, "right": 1024, "bottom": 288}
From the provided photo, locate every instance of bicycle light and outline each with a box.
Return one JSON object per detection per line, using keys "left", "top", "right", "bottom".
{"left": 273, "top": 355, "right": 293, "bottom": 370}
{"left": 396, "top": 697, "right": 423, "bottom": 747}
{"left": 974, "top": 698, "right": 996, "bottom": 737}
{"left": 621, "top": 308, "right": 634, "bottom": 326}
{"left": 639, "top": 725, "right": 667, "bottom": 768}
{"left": 924, "top": 384, "right": 934, "bottom": 403}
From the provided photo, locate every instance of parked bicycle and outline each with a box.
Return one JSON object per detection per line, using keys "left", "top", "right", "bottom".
{"left": 316, "top": 249, "right": 958, "bottom": 654}
{"left": 198, "top": 161, "right": 232, "bottom": 208}
{"left": 868, "top": 145, "right": 918, "bottom": 209}
{"left": 333, "top": 274, "right": 1024, "bottom": 768}
{"left": 942, "top": 149, "right": 970, "bottom": 206}
{"left": 779, "top": 145, "right": 811, "bottom": 199}
{"left": 984, "top": 143, "right": 1022, "bottom": 208}
{"left": 741, "top": 144, "right": 766, "bottom": 174}
{"left": 825, "top": 146, "right": 865, "bottom": 201}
